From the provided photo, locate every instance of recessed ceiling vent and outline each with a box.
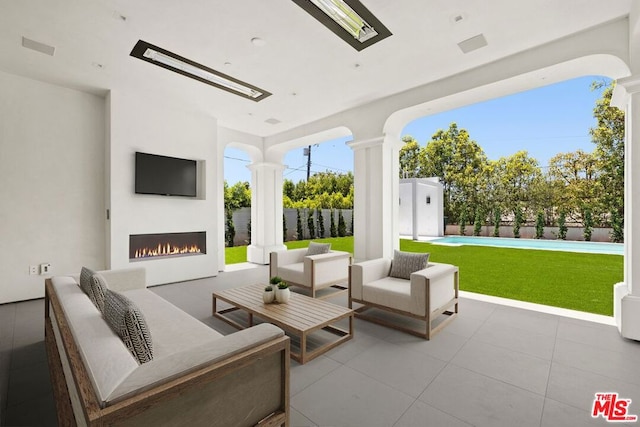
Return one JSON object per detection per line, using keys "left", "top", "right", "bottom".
{"left": 457, "top": 34, "right": 487, "bottom": 54}
{"left": 21, "top": 37, "right": 55, "bottom": 56}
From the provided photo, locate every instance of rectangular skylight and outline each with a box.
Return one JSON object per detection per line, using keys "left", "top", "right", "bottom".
{"left": 293, "top": 0, "right": 391, "bottom": 51}
{"left": 130, "top": 40, "right": 271, "bottom": 102}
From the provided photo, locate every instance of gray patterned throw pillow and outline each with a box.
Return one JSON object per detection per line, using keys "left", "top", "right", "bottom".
{"left": 306, "top": 242, "right": 331, "bottom": 256}
{"left": 103, "top": 290, "right": 153, "bottom": 364}
{"left": 90, "top": 273, "right": 109, "bottom": 313}
{"left": 389, "top": 250, "right": 430, "bottom": 280}
{"left": 79, "top": 267, "right": 97, "bottom": 305}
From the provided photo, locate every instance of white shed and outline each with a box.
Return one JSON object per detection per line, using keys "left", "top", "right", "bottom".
{"left": 399, "top": 178, "right": 444, "bottom": 239}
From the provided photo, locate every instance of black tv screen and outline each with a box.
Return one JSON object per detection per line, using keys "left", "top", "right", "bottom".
{"left": 135, "top": 152, "right": 197, "bottom": 197}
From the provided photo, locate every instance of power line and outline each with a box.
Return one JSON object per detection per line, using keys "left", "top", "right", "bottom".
{"left": 223, "top": 155, "right": 251, "bottom": 163}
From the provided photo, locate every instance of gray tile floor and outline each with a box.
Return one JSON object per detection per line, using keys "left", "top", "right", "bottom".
{"left": 1, "top": 265, "right": 639, "bottom": 426}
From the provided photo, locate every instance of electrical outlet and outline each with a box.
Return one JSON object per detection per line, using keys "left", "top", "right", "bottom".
{"left": 40, "top": 263, "right": 51, "bottom": 275}
{"left": 29, "top": 265, "right": 38, "bottom": 275}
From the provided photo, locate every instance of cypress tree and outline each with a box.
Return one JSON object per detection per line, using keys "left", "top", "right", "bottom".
{"left": 338, "top": 210, "right": 346, "bottom": 237}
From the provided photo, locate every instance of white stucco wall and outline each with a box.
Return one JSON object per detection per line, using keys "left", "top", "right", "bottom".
{"left": 0, "top": 70, "right": 106, "bottom": 303}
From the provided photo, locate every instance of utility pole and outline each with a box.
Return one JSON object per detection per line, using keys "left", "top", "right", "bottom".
{"left": 304, "top": 145, "right": 312, "bottom": 181}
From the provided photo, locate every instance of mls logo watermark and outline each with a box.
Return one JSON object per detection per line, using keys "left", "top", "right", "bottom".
{"left": 592, "top": 393, "right": 638, "bottom": 422}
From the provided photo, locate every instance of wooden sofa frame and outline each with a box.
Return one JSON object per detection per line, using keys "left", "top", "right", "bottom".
{"left": 45, "top": 279, "right": 291, "bottom": 427}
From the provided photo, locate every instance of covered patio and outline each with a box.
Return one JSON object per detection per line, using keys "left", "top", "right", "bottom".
{"left": 2, "top": 0, "right": 640, "bottom": 425}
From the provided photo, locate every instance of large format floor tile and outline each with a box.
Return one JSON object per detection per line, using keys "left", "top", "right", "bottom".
{"left": 291, "top": 365, "right": 415, "bottom": 427}
{"left": 419, "top": 365, "right": 546, "bottom": 427}
{"left": 451, "top": 339, "right": 551, "bottom": 395}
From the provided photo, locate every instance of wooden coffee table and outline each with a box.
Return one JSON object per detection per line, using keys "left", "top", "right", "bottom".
{"left": 212, "top": 284, "right": 353, "bottom": 364}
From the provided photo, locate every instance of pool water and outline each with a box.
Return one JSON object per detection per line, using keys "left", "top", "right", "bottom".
{"left": 431, "top": 236, "right": 623, "bottom": 255}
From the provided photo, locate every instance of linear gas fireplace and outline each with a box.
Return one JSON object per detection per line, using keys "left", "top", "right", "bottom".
{"left": 129, "top": 231, "right": 206, "bottom": 261}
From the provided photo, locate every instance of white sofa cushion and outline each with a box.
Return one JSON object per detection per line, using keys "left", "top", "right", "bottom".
{"left": 51, "top": 276, "right": 138, "bottom": 406}
{"left": 278, "top": 262, "right": 305, "bottom": 287}
{"left": 362, "top": 277, "right": 413, "bottom": 314}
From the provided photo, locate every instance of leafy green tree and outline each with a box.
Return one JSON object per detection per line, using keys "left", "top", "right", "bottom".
{"left": 590, "top": 80, "right": 624, "bottom": 235}
{"left": 493, "top": 209, "right": 501, "bottom": 237}
{"left": 296, "top": 209, "right": 304, "bottom": 240}
{"left": 557, "top": 211, "right": 567, "bottom": 240}
{"left": 224, "top": 181, "right": 251, "bottom": 210}
{"left": 496, "top": 151, "right": 543, "bottom": 222}
{"left": 317, "top": 208, "right": 325, "bottom": 238}
{"left": 307, "top": 209, "right": 316, "bottom": 239}
{"left": 338, "top": 210, "right": 346, "bottom": 237}
{"left": 399, "top": 136, "right": 422, "bottom": 178}
{"left": 547, "top": 150, "right": 601, "bottom": 223}
{"left": 420, "top": 123, "right": 488, "bottom": 222}
{"left": 535, "top": 210, "right": 545, "bottom": 239}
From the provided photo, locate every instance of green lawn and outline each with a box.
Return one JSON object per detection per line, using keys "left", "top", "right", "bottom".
{"left": 225, "top": 236, "right": 623, "bottom": 316}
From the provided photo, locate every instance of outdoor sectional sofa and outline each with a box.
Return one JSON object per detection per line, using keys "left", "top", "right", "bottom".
{"left": 44, "top": 267, "right": 290, "bottom": 426}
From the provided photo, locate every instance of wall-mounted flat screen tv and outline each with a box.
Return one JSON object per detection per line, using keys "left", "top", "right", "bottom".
{"left": 135, "top": 152, "right": 197, "bottom": 197}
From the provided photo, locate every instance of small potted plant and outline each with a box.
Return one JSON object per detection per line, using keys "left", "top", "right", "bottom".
{"left": 275, "top": 282, "right": 290, "bottom": 304}
{"left": 263, "top": 285, "right": 275, "bottom": 304}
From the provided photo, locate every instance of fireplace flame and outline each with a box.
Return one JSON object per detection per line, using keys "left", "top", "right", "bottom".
{"left": 134, "top": 243, "right": 202, "bottom": 259}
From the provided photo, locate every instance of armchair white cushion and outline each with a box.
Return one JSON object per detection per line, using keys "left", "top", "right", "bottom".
{"left": 270, "top": 247, "right": 351, "bottom": 298}
{"left": 349, "top": 259, "right": 459, "bottom": 339}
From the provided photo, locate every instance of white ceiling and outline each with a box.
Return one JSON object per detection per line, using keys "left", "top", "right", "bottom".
{"left": 0, "top": 0, "right": 632, "bottom": 137}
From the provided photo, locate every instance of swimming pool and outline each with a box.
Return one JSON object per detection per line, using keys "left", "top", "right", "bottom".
{"left": 430, "top": 236, "right": 624, "bottom": 255}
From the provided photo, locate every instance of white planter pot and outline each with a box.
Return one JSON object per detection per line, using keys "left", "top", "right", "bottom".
{"left": 263, "top": 290, "right": 275, "bottom": 304}
{"left": 275, "top": 287, "right": 291, "bottom": 304}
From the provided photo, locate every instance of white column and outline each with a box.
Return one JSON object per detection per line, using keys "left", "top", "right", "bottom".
{"left": 246, "top": 162, "right": 287, "bottom": 264}
{"left": 613, "top": 74, "right": 640, "bottom": 340}
{"left": 348, "top": 136, "right": 401, "bottom": 261}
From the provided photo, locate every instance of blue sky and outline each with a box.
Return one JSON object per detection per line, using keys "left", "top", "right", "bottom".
{"left": 224, "top": 75, "right": 610, "bottom": 184}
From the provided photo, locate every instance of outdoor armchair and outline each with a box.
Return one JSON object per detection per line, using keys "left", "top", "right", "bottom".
{"left": 270, "top": 244, "right": 351, "bottom": 298}
{"left": 349, "top": 256, "right": 459, "bottom": 339}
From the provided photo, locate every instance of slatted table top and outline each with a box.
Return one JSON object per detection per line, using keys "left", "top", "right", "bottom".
{"left": 213, "top": 284, "right": 353, "bottom": 334}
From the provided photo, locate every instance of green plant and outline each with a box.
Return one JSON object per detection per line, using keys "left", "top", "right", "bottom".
{"left": 296, "top": 209, "right": 304, "bottom": 240}
{"left": 459, "top": 209, "right": 467, "bottom": 236}
{"left": 535, "top": 210, "right": 544, "bottom": 239}
{"left": 247, "top": 218, "right": 251, "bottom": 243}
{"left": 317, "top": 208, "right": 325, "bottom": 238}
{"left": 583, "top": 208, "right": 593, "bottom": 242}
{"left": 307, "top": 209, "right": 316, "bottom": 239}
{"left": 225, "top": 209, "right": 235, "bottom": 247}
{"left": 283, "top": 213, "right": 288, "bottom": 242}
{"left": 277, "top": 282, "right": 289, "bottom": 289}
{"left": 473, "top": 210, "right": 483, "bottom": 236}
{"left": 269, "top": 276, "right": 283, "bottom": 285}
{"left": 493, "top": 209, "right": 501, "bottom": 237}
{"left": 557, "top": 211, "right": 567, "bottom": 240}
{"left": 264, "top": 285, "right": 273, "bottom": 292}
{"left": 513, "top": 206, "right": 523, "bottom": 238}
{"left": 338, "top": 210, "right": 346, "bottom": 237}
{"left": 330, "top": 209, "right": 337, "bottom": 237}
{"left": 611, "top": 209, "right": 623, "bottom": 243}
